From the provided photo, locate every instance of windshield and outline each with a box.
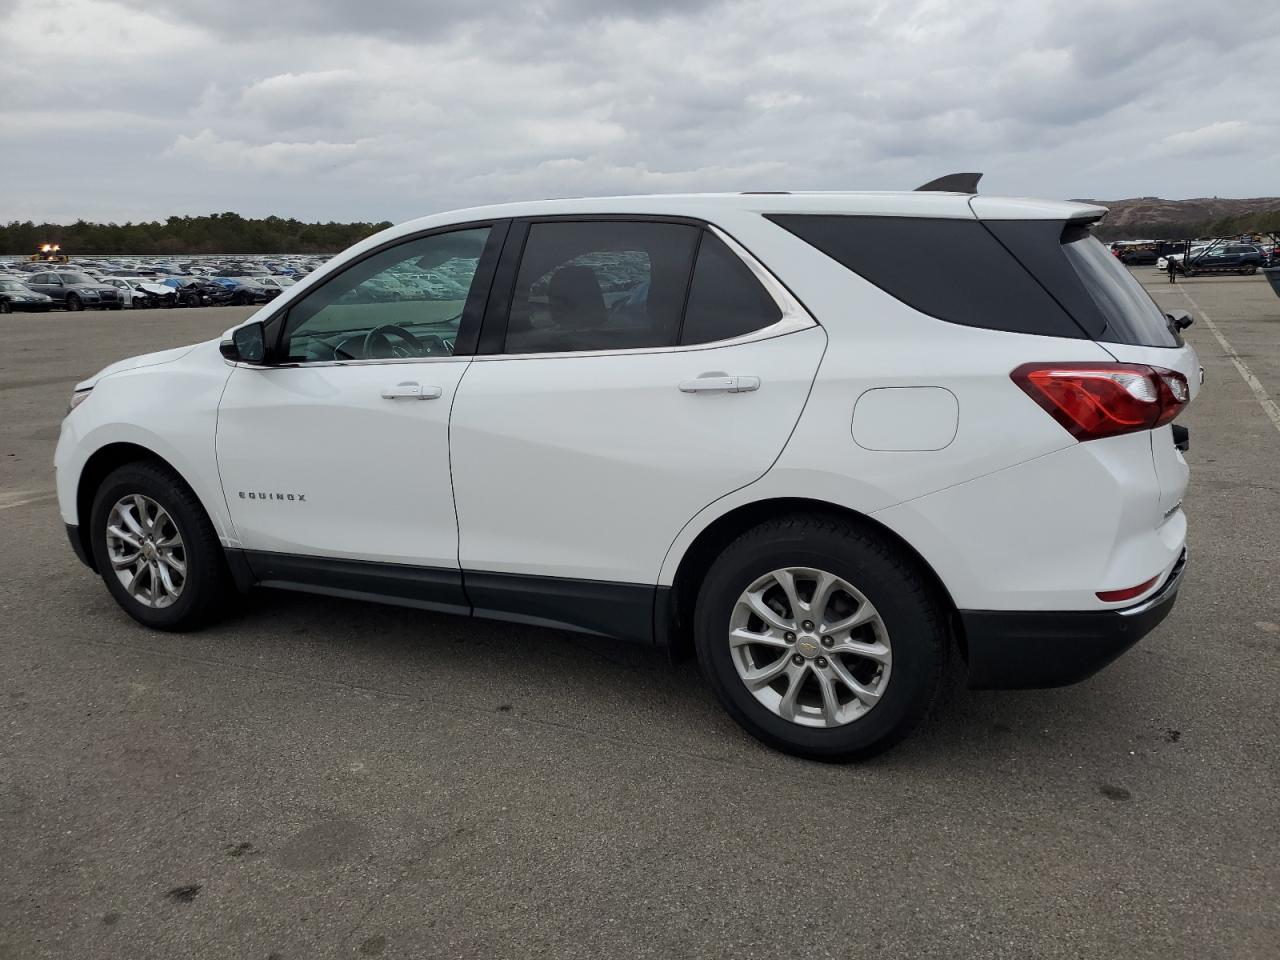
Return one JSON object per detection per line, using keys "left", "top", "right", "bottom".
{"left": 1061, "top": 229, "right": 1179, "bottom": 347}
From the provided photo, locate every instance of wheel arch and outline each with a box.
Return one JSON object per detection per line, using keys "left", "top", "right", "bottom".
{"left": 73, "top": 442, "right": 198, "bottom": 572}
{"left": 660, "top": 497, "right": 963, "bottom": 663}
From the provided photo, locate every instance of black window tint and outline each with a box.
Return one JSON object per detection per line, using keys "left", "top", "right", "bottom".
{"left": 768, "top": 215, "right": 1085, "bottom": 339}
{"left": 679, "top": 232, "right": 781, "bottom": 345}
{"left": 504, "top": 221, "right": 698, "bottom": 354}
{"left": 1059, "top": 228, "right": 1178, "bottom": 347}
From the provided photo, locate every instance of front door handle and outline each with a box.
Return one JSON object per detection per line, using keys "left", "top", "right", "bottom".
{"left": 381, "top": 381, "right": 443, "bottom": 400}
{"left": 678, "top": 375, "right": 761, "bottom": 394}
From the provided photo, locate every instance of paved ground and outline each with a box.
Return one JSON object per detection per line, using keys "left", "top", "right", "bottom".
{"left": 2, "top": 277, "right": 1278, "bottom": 959}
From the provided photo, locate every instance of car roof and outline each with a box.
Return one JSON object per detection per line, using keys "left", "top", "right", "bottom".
{"left": 388, "top": 191, "right": 1106, "bottom": 236}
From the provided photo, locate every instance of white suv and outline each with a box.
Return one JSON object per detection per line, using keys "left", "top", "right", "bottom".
{"left": 55, "top": 182, "right": 1199, "bottom": 760}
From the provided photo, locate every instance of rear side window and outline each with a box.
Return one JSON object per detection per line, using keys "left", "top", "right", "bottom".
{"left": 768, "top": 215, "right": 1086, "bottom": 339}
{"left": 679, "top": 232, "right": 781, "bottom": 345}
{"left": 504, "top": 221, "right": 699, "bottom": 354}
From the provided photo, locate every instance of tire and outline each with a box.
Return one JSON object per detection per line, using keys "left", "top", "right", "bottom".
{"left": 184, "top": 292, "right": 201, "bottom": 308}
{"left": 0, "top": 300, "right": 10, "bottom": 314}
{"left": 65, "top": 294, "right": 82, "bottom": 311}
{"left": 694, "top": 515, "right": 947, "bottom": 761}
{"left": 89, "top": 461, "right": 228, "bottom": 631}
{"left": 1242, "top": 265, "right": 1257, "bottom": 276}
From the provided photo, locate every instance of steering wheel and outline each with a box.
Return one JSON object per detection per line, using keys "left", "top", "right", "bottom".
{"left": 361, "top": 324, "right": 423, "bottom": 359}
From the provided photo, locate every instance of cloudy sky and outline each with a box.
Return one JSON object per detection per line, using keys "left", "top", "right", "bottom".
{"left": 3, "top": 0, "right": 1277, "bottom": 224}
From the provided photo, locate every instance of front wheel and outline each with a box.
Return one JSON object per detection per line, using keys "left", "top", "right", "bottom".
{"left": 65, "top": 294, "right": 82, "bottom": 311}
{"left": 694, "top": 515, "right": 947, "bottom": 761}
{"left": 89, "top": 462, "right": 229, "bottom": 630}
{"left": 184, "top": 292, "right": 201, "bottom": 308}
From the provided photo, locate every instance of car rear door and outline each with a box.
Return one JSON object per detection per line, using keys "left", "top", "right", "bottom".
{"left": 448, "top": 217, "right": 825, "bottom": 636}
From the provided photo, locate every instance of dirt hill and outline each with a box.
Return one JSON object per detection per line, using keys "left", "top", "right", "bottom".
{"left": 1076, "top": 196, "right": 1280, "bottom": 240}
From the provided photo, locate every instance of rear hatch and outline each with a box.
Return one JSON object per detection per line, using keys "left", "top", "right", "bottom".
{"left": 978, "top": 209, "right": 1200, "bottom": 520}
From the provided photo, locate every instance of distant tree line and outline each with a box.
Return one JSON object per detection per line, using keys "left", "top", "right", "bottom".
{"left": 0, "top": 213, "right": 395, "bottom": 255}
{"left": 1095, "top": 208, "right": 1280, "bottom": 241}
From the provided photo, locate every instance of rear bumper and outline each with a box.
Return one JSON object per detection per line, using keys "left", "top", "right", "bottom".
{"left": 961, "top": 549, "right": 1186, "bottom": 689}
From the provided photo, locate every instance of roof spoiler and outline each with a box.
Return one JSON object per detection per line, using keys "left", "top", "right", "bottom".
{"left": 915, "top": 172, "right": 982, "bottom": 194}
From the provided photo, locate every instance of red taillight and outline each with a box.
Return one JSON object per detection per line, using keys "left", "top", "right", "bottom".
{"left": 1097, "top": 576, "right": 1159, "bottom": 603}
{"left": 1010, "top": 362, "right": 1189, "bottom": 441}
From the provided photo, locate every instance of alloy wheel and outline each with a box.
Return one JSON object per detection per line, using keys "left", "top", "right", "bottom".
{"left": 729, "top": 567, "right": 892, "bottom": 728}
{"left": 105, "top": 494, "right": 187, "bottom": 609}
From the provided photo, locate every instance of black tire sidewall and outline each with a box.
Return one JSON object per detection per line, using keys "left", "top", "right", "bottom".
{"left": 89, "top": 464, "right": 220, "bottom": 630}
{"left": 66, "top": 295, "right": 81, "bottom": 311}
{"left": 695, "top": 521, "right": 944, "bottom": 761}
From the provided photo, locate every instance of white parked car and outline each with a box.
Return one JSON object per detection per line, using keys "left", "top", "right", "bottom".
{"left": 55, "top": 181, "right": 1199, "bottom": 760}
{"left": 100, "top": 277, "right": 177, "bottom": 308}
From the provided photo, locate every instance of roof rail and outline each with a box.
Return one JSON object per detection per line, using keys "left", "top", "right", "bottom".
{"left": 915, "top": 172, "right": 982, "bottom": 194}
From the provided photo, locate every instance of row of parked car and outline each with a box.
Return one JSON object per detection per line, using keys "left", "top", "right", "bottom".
{"left": 0, "top": 254, "right": 329, "bottom": 314}
{"left": 1110, "top": 238, "right": 1277, "bottom": 275}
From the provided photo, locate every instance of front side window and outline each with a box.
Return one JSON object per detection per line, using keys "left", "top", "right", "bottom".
{"left": 281, "top": 227, "right": 491, "bottom": 363}
{"left": 504, "top": 221, "right": 699, "bottom": 354}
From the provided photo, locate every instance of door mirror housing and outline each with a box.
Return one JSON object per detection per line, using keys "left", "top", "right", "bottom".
{"left": 1166, "top": 309, "right": 1193, "bottom": 332}
{"left": 220, "top": 321, "right": 268, "bottom": 364}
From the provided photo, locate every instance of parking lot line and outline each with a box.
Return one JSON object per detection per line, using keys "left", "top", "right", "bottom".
{"left": 0, "top": 490, "right": 57, "bottom": 511}
{"left": 1176, "top": 286, "right": 1280, "bottom": 438}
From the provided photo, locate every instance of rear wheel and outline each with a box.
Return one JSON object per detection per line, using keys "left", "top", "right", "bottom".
{"left": 694, "top": 515, "right": 947, "bottom": 761}
{"left": 89, "top": 462, "right": 228, "bottom": 630}
{"left": 1241, "top": 264, "right": 1257, "bottom": 275}
{"left": 0, "top": 300, "right": 10, "bottom": 314}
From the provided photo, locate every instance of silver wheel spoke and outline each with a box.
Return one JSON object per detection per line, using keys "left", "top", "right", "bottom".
{"left": 107, "top": 525, "right": 141, "bottom": 550}
{"left": 808, "top": 571, "right": 840, "bottom": 622}
{"left": 823, "top": 600, "right": 879, "bottom": 635}
{"left": 120, "top": 506, "right": 147, "bottom": 539}
{"left": 729, "top": 627, "right": 790, "bottom": 651}
{"left": 740, "top": 654, "right": 792, "bottom": 690}
{"left": 155, "top": 560, "right": 179, "bottom": 596}
{"left": 777, "top": 663, "right": 806, "bottom": 721}
{"left": 772, "top": 569, "right": 803, "bottom": 621}
{"left": 814, "top": 668, "right": 841, "bottom": 726}
{"left": 111, "top": 551, "right": 141, "bottom": 570}
{"left": 828, "top": 657, "right": 881, "bottom": 707}
{"left": 829, "top": 638, "right": 891, "bottom": 664}
{"left": 743, "top": 589, "right": 794, "bottom": 632}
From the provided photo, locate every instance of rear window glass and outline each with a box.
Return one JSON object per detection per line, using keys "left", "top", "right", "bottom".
{"left": 767, "top": 214, "right": 1086, "bottom": 339}
{"left": 1060, "top": 227, "right": 1179, "bottom": 348}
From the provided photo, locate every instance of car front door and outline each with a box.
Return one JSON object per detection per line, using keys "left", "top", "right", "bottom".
{"left": 215, "top": 223, "right": 506, "bottom": 610}
{"left": 448, "top": 218, "right": 827, "bottom": 639}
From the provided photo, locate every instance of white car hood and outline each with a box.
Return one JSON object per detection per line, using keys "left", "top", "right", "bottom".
{"left": 75, "top": 343, "right": 199, "bottom": 391}
{"left": 138, "top": 282, "right": 173, "bottom": 296}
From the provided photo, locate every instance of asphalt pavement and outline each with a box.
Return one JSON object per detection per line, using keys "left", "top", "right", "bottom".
{"left": 1, "top": 277, "right": 1277, "bottom": 959}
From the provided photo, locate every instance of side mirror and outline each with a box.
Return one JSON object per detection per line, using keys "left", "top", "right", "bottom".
{"left": 1166, "top": 309, "right": 1193, "bottom": 332}
{"left": 219, "top": 321, "right": 268, "bottom": 364}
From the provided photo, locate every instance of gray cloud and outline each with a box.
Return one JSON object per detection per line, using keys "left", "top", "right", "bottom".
{"left": 2, "top": 0, "right": 1278, "bottom": 224}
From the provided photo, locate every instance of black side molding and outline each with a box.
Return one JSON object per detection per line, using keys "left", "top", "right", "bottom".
{"left": 243, "top": 550, "right": 470, "bottom": 617}
{"left": 465, "top": 570, "right": 655, "bottom": 645}
{"left": 915, "top": 172, "right": 982, "bottom": 194}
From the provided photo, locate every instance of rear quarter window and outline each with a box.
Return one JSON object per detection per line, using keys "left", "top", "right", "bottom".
{"left": 767, "top": 214, "right": 1087, "bottom": 339}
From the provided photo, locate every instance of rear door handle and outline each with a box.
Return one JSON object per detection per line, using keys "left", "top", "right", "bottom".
{"left": 381, "top": 381, "right": 443, "bottom": 400}
{"left": 678, "top": 375, "right": 761, "bottom": 394}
